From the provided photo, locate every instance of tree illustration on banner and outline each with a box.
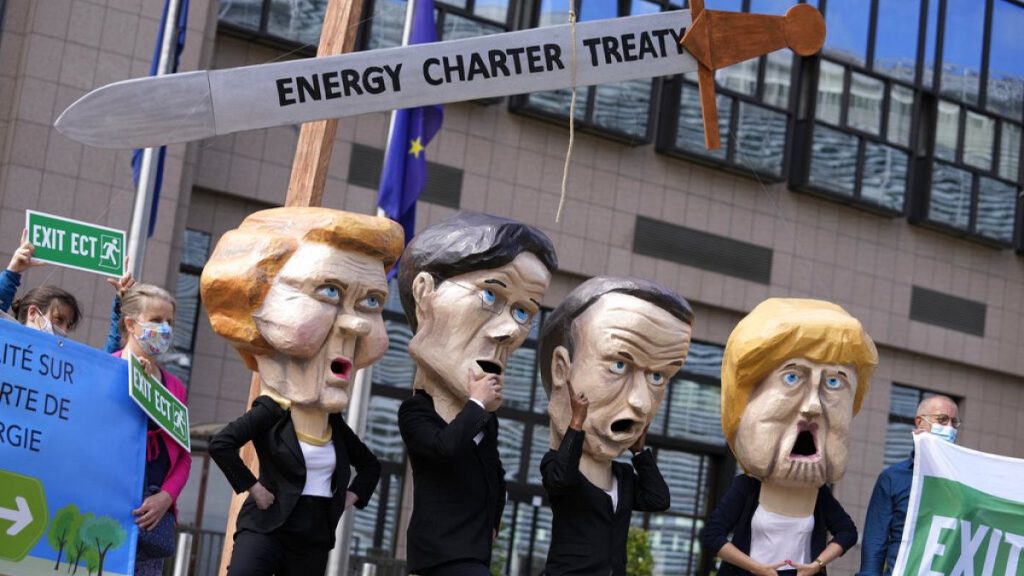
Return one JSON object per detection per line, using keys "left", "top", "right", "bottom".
{"left": 47, "top": 509, "right": 127, "bottom": 576}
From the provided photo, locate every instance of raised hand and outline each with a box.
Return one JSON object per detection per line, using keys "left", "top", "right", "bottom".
{"left": 106, "top": 257, "right": 135, "bottom": 297}
{"left": 567, "top": 379, "right": 588, "bottom": 431}
{"left": 468, "top": 369, "right": 503, "bottom": 412}
{"left": 7, "top": 229, "right": 43, "bottom": 274}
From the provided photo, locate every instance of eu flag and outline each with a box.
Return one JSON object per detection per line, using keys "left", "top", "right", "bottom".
{"left": 131, "top": 0, "right": 190, "bottom": 237}
{"left": 378, "top": 0, "right": 444, "bottom": 248}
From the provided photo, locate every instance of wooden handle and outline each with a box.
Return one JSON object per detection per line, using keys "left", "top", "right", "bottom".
{"left": 683, "top": 4, "right": 825, "bottom": 70}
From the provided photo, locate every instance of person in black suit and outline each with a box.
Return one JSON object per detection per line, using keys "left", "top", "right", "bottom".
{"left": 537, "top": 277, "right": 695, "bottom": 576}
{"left": 200, "top": 208, "right": 404, "bottom": 575}
{"left": 396, "top": 213, "right": 558, "bottom": 575}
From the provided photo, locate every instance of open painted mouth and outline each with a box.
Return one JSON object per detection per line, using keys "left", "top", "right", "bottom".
{"left": 611, "top": 418, "right": 637, "bottom": 435}
{"left": 330, "top": 357, "right": 353, "bottom": 381}
{"left": 789, "top": 421, "right": 819, "bottom": 460}
{"left": 477, "top": 360, "right": 503, "bottom": 375}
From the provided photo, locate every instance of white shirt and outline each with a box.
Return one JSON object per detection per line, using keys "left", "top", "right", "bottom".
{"left": 603, "top": 475, "right": 619, "bottom": 513}
{"left": 749, "top": 504, "right": 814, "bottom": 567}
{"left": 469, "top": 398, "right": 486, "bottom": 445}
{"left": 299, "top": 440, "right": 336, "bottom": 497}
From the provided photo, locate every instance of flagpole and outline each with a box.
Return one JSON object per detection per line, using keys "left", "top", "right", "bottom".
{"left": 328, "top": 5, "right": 419, "bottom": 573}
{"left": 127, "top": 0, "right": 183, "bottom": 279}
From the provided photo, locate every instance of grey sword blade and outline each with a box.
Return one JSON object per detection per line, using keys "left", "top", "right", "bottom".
{"left": 55, "top": 71, "right": 216, "bottom": 149}
{"left": 56, "top": 11, "right": 695, "bottom": 149}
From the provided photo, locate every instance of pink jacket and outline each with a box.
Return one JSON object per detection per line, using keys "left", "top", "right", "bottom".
{"left": 114, "top": 349, "right": 192, "bottom": 518}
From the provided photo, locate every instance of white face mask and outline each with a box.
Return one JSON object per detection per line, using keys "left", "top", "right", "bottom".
{"left": 930, "top": 423, "right": 958, "bottom": 443}
{"left": 31, "top": 312, "right": 55, "bottom": 335}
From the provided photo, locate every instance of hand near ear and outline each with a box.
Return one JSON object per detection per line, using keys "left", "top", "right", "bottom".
{"left": 567, "top": 379, "right": 588, "bottom": 431}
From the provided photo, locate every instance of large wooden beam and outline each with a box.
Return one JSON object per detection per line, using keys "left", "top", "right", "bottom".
{"left": 216, "top": 2, "right": 365, "bottom": 575}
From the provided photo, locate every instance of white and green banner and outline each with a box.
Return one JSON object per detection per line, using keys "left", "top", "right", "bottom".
{"left": 892, "top": 434, "right": 1024, "bottom": 576}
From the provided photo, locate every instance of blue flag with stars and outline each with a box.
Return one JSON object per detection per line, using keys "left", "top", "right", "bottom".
{"left": 378, "top": 0, "right": 443, "bottom": 249}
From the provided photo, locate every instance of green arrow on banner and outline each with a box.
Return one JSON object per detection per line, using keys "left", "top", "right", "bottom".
{"left": 0, "top": 470, "right": 48, "bottom": 562}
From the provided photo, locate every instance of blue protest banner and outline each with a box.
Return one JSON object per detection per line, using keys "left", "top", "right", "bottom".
{"left": 0, "top": 320, "right": 146, "bottom": 576}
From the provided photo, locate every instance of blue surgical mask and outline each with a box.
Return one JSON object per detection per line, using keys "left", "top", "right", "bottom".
{"left": 136, "top": 321, "right": 173, "bottom": 356}
{"left": 930, "top": 423, "right": 957, "bottom": 443}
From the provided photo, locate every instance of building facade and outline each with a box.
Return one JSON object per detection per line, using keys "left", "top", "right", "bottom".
{"left": 1, "top": 0, "right": 1022, "bottom": 574}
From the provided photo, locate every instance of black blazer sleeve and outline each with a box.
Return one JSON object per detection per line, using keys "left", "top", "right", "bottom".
{"left": 631, "top": 448, "right": 671, "bottom": 512}
{"left": 398, "top": 395, "right": 491, "bottom": 462}
{"left": 700, "top": 474, "right": 756, "bottom": 555}
{"left": 209, "top": 396, "right": 281, "bottom": 494}
{"left": 820, "top": 485, "right": 858, "bottom": 553}
{"left": 541, "top": 427, "right": 585, "bottom": 495}
{"left": 337, "top": 417, "right": 381, "bottom": 509}
{"left": 494, "top": 415, "right": 507, "bottom": 533}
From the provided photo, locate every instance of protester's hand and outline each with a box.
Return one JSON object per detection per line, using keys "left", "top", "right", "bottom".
{"left": 249, "top": 482, "right": 275, "bottom": 510}
{"left": 7, "top": 229, "right": 42, "bottom": 274}
{"left": 794, "top": 561, "right": 822, "bottom": 576}
{"left": 629, "top": 424, "right": 651, "bottom": 454}
{"left": 345, "top": 491, "right": 359, "bottom": 510}
{"left": 137, "top": 356, "right": 160, "bottom": 378}
{"left": 133, "top": 490, "right": 173, "bottom": 530}
{"left": 106, "top": 258, "right": 135, "bottom": 298}
{"left": 750, "top": 562, "right": 788, "bottom": 576}
{"left": 468, "top": 370, "right": 502, "bottom": 412}
{"left": 567, "top": 379, "right": 588, "bottom": 430}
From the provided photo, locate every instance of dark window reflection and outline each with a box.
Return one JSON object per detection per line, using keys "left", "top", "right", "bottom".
{"left": 987, "top": 0, "right": 1024, "bottom": 120}
{"left": 823, "top": 0, "right": 870, "bottom": 65}
{"left": 861, "top": 142, "right": 908, "bottom": 211}
{"left": 666, "top": 379, "right": 727, "bottom": 445}
{"left": 735, "top": 102, "right": 786, "bottom": 176}
{"left": 676, "top": 83, "right": 732, "bottom": 161}
{"left": 366, "top": 0, "right": 408, "bottom": 50}
{"left": 219, "top": 0, "right": 262, "bottom": 30}
{"left": 940, "top": 0, "right": 984, "bottom": 105}
{"left": 809, "top": 124, "right": 858, "bottom": 196}
{"left": 928, "top": 162, "right": 973, "bottom": 229}
{"left": 874, "top": 0, "right": 920, "bottom": 81}
{"left": 976, "top": 177, "right": 1017, "bottom": 242}
{"left": 498, "top": 419, "right": 526, "bottom": 481}
{"left": 372, "top": 320, "right": 416, "bottom": 388}
{"left": 504, "top": 347, "right": 537, "bottom": 411}
{"left": 593, "top": 79, "right": 653, "bottom": 139}
{"left": 528, "top": 423, "right": 550, "bottom": 485}
{"left": 364, "top": 396, "right": 405, "bottom": 463}
{"left": 267, "top": 0, "right": 328, "bottom": 47}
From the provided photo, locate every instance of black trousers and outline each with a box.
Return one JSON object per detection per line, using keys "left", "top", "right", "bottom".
{"left": 418, "top": 560, "right": 491, "bottom": 576}
{"left": 227, "top": 496, "right": 333, "bottom": 576}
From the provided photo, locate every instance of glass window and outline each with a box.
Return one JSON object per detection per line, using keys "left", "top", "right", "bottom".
{"left": 665, "top": 379, "right": 727, "bottom": 445}
{"left": 809, "top": 124, "right": 858, "bottom": 196}
{"left": 848, "top": 72, "right": 884, "bottom": 135}
{"left": 962, "top": 111, "right": 995, "bottom": 170}
{"left": 928, "top": 162, "right": 973, "bottom": 229}
{"left": 762, "top": 50, "right": 793, "bottom": 109}
{"left": 527, "top": 423, "right": 550, "bottom": 485}
{"left": 888, "top": 84, "right": 914, "bottom": 147}
{"left": 940, "top": 0, "right": 985, "bottom": 105}
{"left": 443, "top": 11, "right": 504, "bottom": 40}
{"left": 885, "top": 385, "right": 961, "bottom": 465}
{"left": 364, "top": 396, "right": 405, "bottom": 462}
{"left": 987, "top": 0, "right": 1024, "bottom": 120}
{"left": 976, "top": 177, "right": 1017, "bottom": 242}
{"left": 823, "top": 0, "right": 871, "bottom": 65}
{"left": 592, "top": 79, "right": 654, "bottom": 137}
{"left": 861, "top": 142, "right": 909, "bottom": 211}
{"left": 164, "top": 229, "right": 211, "bottom": 386}
{"left": 219, "top": 0, "right": 262, "bottom": 31}
{"left": 816, "top": 60, "right": 845, "bottom": 126}
{"left": 266, "top": 0, "right": 327, "bottom": 46}
{"left": 371, "top": 320, "right": 416, "bottom": 388}
{"left": 503, "top": 346, "right": 536, "bottom": 411}
{"left": 498, "top": 419, "right": 526, "bottom": 481}
{"left": 874, "top": 0, "right": 920, "bottom": 82}
{"left": 735, "top": 102, "right": 786, "bottom": 176}
{"left": 1000, "top": 123, "right": 1021, "bottom": 181}
{"left": 934, "top": 100, "right": 961, "bottom": 162}
{"left": 673, "top": 84, "right": 732, "bottom": 161}
{"left": 716, "top": 58, "right": 759, "bottom": 97}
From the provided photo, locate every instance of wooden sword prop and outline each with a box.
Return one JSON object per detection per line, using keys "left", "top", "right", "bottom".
{"left": 54, "top": 6, "right": 824, "bottom": 151}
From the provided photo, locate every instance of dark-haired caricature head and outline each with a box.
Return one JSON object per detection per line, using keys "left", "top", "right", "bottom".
{"left": 539, "top": 277, "right": 694, "bottom": 461}
{"left": 398, "top": 212, "right": 557, "bottom": 413}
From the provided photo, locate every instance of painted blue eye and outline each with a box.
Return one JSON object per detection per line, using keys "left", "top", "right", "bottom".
{"left": 511, "top": 306, "right": 529, "bottom": 324}
{"left": 481, "top": 289, "right": 497, "bottom": 305}
{"left": 610, "top": 361, "right": 627, "bottom": 375}
{"left": 361, "top": 295, "right": 382, "bottom": 310}
{"left": 782, "top": 372, "right": 800, "bottom": 387}
{"left": 316, "top": 285, "right": 340, "bottom": 301}
{"left": 825, "top": 376, "right": 842, "bottom": 390}
{"left": 647, "top": 372, "right": 665, "bottom": 386}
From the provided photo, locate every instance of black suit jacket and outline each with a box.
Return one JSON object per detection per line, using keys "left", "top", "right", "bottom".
{"left": 209, "top": 395, "right": 381, "bottom": 544}
{"left": 541, "top": 428, "right": 671, "bottom": 576}
{"left": 398, "top": 390, "right": 506, "bottom": 572}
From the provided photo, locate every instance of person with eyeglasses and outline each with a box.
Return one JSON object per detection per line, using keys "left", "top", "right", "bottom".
{"left": 397, "top": 212, "right": 557, "bottom": 576}
{"left": 856, "top": 395, "right": 960, "bottom": 576}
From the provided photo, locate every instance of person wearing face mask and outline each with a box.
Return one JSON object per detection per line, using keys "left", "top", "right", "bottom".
{"left": 112, "top": 283, "right": 191, "bottom": 576}
{"left": 2, "top": 229, "right": 82, "bottom": 335}
{"left": 856, "top": 395, "right": 960, "bottom": 576}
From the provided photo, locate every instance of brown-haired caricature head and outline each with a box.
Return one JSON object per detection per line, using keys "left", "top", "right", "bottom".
{"left": 201, "top": 207, "right": 403, "bottom": 369}
{"left": 722, "top": 298, "right": 877, "bottom": 487}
